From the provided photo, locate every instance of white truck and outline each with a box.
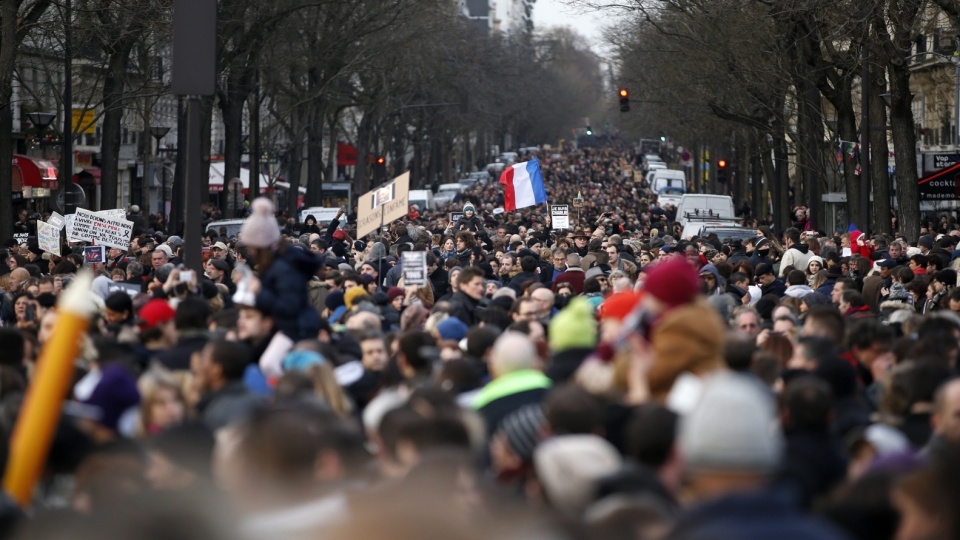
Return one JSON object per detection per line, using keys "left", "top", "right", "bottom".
{"left": 676, "top": 194, "right": 738, "bottom": 230}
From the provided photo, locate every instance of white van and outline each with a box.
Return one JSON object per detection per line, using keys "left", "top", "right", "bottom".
{"left": 408, "top": 190, "right": 435, "bottom": 212}
{"left": 433, "top": 183, "right": 466, "bottom": 207}
{"left": 676, "top": 194, "right": 737, "bottom": 228}
{"left": 650, "top": 169, "right": 686, "bottom": 192}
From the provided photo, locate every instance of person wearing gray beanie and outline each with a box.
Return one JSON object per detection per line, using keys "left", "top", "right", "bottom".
{"left": 672, "top": 372, "right": 848, "bottom": 539}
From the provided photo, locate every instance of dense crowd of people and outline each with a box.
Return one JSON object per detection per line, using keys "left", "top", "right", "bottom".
{"left": 0, "top": 144, "right": 959, "bottom": 539}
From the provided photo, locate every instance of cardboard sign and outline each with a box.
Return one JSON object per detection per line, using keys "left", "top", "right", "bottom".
{"left": 450, "top": 212, "right": 464, "bottom": 223}
{"left": 401, "top": 251, "right": 428, "bottom": 287}
{"left": 357, "top": 172, "right": 410, "bottom": 238}
{"left": 551, "top": 205, "right": 570, "bottom": 230}
{"left": 108, "top": 282, "right": 141, "bottom": 297}
{"left": 37, "top": 220, "right": 61, "bottom": 256}
{"left": 12, "top": 233, "right": 28, "bottom": 245}
{"left": 47, "top": 211, "right": 65, "bottom": 231}
{"left": 64, "top": 214, "right": 83, "bottom": 243}
{"left": 83, "top": 245, "right": 106, "bottom": 264}
{"left": 72, "top": 208, "right": 134, "bottom": 249}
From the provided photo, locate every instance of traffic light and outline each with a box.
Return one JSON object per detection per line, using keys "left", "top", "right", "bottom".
{"left": 586, "top": 126, "right": 593, "bottom": 135}
{"left": 618, "top": 88, "right": 630, "bottom": 112}
{"left": 716, "top": 159, "right": 728, "bottom": 183}
{"left": 373, "top": 156, "right": 386, "bottom": 181}
{"left": 659, "top": 133, "right": 666, "bottom": 142}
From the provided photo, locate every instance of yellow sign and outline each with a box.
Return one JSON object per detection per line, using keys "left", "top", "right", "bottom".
{"left": 71, "top": 109, "right": 96, "bottom": 135}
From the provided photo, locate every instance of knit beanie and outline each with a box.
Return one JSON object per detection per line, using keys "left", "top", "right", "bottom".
{"left": 497, "top": 404, "right": 546, "bottom": 464}
{"left": 549, "top": 298, "right": 598, "bottom": 353}
{"left": 344, "top": 286, "right": 367, "bottom": 310}
{"left": 534, "top": 435, "right": 622, "bottom": 514}
{"left": 643, "top": 257, "right": 699, "bottom": 309}
{"left": 679, "top": 372, "right": 784, "bottom": 473}
{"left": 648, "top": 301, "right": 725, "bottom": 399}
{"left": 598, "top": 291, "right": 643, "bottom": 322}
{"left": 437, "top": 317, "right": 469, "bottom": 342}
{"left": 239, "top": 198, "right": 281, "bottom": 248}
{"left": 463, "top": 203, "right": 476, "bottom": 214}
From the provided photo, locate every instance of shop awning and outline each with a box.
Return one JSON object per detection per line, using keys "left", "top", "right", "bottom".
{"left": 12, "top": 154, "right": 58, "bottom": 190}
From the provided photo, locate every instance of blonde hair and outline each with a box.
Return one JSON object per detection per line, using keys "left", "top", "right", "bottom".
{"left": 136, "top": 367, "right": 188, "bottom": 437}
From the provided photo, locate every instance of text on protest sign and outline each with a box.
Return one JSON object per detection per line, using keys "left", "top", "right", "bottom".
{"left": 37, "top": 221, "right": 61, "bottom": 256}
{"left": 401, "top": 251, "right": 428, "bottom": 287}
{"left": 71, "top": 208, "right": 134, "bottom": 249}
{"left": 551, "top": 205, "right": 570, "bottom": 230}
{"left": 64, "top": 214, "right": 83, "bottom": 243}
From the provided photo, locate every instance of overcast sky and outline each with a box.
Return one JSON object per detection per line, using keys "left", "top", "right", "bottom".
{"left": 532, "top": 0, "right": 611, "bottom": 52}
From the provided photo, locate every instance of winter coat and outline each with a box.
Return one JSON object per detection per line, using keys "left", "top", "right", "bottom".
{"left": 258, "top": 246, "right": 324, "bottom": 341}
{"left": 669, "top": 487, "right": 850, "bottom": 540}
{"left": 448, "top": 291, "right": 481, "bottom": 327}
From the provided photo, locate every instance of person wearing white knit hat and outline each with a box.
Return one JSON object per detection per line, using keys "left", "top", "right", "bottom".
{"left": 236, "top": 198, "right": 324, "bottom": 378}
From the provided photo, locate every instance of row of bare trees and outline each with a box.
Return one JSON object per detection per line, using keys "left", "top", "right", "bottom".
{"left": 604, "top": 0, "right": 956, "bottom": 239}
{"left": 0, "top": 0, "right": 605, "bottom": 238}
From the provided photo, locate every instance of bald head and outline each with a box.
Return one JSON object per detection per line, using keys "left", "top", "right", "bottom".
{"left": 9, "top": 268, "right": 29, "bottom": 289}
{"left": 566, "top": 253, "right": 581, "bottom": 268}
{"left": 489, "top": 332, "right": 538, "bottom": 378}
{"left": 933, "top": 378, "right": 960, "bottom": 444}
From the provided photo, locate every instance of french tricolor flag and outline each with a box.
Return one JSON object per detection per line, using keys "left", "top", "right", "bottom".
{"left": 499, "top": 159, "right": 547, "bottom": 212}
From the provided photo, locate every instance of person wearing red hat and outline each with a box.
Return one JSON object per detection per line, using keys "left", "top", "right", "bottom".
{"left": 138, "top": 299, "right": 178, "bottom": 355}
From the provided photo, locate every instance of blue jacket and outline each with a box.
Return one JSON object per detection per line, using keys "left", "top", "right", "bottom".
{"left": 669, "top": 486, "right": 851, "bottom": 540}
{"left": 258, "top": 246, "right": 323, "bottom": 341}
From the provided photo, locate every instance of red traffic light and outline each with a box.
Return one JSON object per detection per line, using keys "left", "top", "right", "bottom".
{"left": 376, "top": 156, "right": 385, "bottom": 165}
{"left": 717, "top": 159, "right": 727, "bottom": 169}
{"left": 619, "top": 88, "right": 628, "bottom": 98}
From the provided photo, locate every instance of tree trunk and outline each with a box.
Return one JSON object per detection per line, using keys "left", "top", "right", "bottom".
{"left": 287, "top": 141, "right": 303, "bottom": 217}
{"left": 869, "top": 68, "right": 892, "bottom": 235}
{"left": 326, "top": 110, "right": 338, "bottom": 186}
{"left": 751, "top": 136, "right": 764, "bottom": 223}
{"left": 354, "top": 111, "right": 374, "bottom": 194}
{"left": 0, "top": 0, "right": 19, "bottom": 241}
{"left": 735, "top": 138, "right": 748, "bottom": 209}
{"left": 99, "top": 46, "right": 132, "bottom": 212}
{"left": 305, "top": 103, "right": 324, "bottom": 206}
{"left": 889, "top": 61, "right": 921, "bottom": 241}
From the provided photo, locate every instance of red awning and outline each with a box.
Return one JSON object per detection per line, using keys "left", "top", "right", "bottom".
{"left": 72, "top": 167, "right": 101, "bottom": 185}
{"left": 337, "top": 142, "right": 358, "bottom": 166}
{"left": 12, "top": 154, "right": 58, "bottom": 189}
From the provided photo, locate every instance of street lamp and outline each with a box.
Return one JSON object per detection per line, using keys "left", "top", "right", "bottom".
{"left": 150, "top": 126, "right": 170, "bottom": 221}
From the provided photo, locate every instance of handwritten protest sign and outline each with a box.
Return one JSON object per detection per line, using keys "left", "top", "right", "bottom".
{"left": 97, "top": 209, "right": 127, "bottom": 221}
{"left": 71, "top": 208, "right": 134, "bottom": 249}
{"left": 357, "top": 172, "right": 410, "bottom": 238}
{"left": 37, "top": 221, "right": 60, "bottom": 256}
{"left": 64, "top": 214, "right": 83, "bottom": 243}
{"left": 47, "top": 212, "right": 65, "bottom": 231}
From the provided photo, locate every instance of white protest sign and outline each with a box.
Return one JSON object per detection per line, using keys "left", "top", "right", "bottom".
{"left": 37, "top": 220, "right": 61, "bottom": 256}
{"left": 97, "top": 208, "right": 128, "bottom": 221}
{"left": 12, "top": 233, "right": 28, "bottom": 245}
{"left": 64, "top": 214, "right": 83, "bottom": 243}
{"left": 71, "top": 208, "right": 134, "bottom": 249}
{"left": 47, "top": 211, "right": 65, "bottom": 231}
{"left": 551, "top": 205, "right": 570, "bottom": 230}
{"left": 401, "top": 251, "right": 428, "bottom": 287}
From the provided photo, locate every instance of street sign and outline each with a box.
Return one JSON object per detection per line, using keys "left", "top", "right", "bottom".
{"left": 551, "top": 204, "right": 570, "bottom": 230}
